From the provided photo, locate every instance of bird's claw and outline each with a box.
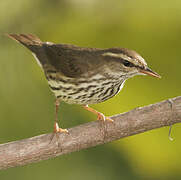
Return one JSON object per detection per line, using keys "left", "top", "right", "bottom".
{"left": 54, "top": 122, "right": 69, "bottom": 133}
{"left": 97, "top": 112, "right": 113, "bottom": 122}
{"left": 49, "top": 122, "right": 69, "bottom": 147}
{"left": 56, "top": 128, "right": 69, "bottom": 133}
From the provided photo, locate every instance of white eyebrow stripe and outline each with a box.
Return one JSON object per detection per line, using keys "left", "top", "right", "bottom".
{"left": 102, "top": 52, "right": 131, "bottom": 60}
{"left": 102, "top": 52, "right": 147, "bottom": 68}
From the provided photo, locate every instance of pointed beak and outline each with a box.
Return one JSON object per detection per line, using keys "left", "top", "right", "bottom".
{"left": 139, "top": 67, "right": 161, "bottom": 78}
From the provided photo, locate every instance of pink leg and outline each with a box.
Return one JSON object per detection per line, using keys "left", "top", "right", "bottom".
{"left": 83, "top": 105, "right": 113, "bottom": 122}
{"left": 53, "top": 99, "right": 68, "bottom": 133}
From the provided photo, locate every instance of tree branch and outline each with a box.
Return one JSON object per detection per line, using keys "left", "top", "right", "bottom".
{"left": 0, "top": 96, "right": 181, "bottom": 170}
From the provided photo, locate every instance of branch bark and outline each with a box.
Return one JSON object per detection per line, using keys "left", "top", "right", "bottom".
{"left": 0, "top": 96, "right": 181, "bottom": 170}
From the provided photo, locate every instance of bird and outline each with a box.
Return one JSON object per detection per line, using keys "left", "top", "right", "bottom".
{"left": 7, "top": 33, "right": 160, "bottom": 133}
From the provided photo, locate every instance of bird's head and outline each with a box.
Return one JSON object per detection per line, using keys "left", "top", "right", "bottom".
{"left": 102, "top": 48, "right": 161, "bottom": 79}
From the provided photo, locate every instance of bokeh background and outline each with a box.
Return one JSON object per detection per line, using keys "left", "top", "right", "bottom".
{"left": 0, "top": 0, "right": 181, "bottom": 179}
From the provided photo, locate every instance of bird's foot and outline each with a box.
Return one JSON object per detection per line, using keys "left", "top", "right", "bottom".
{"left": 82, "top": 105, "right": 113, "bottom": 142}
{"left": 83, "top": 105, "right": 113, "bottom": 122}
{"left": 54, "top": 122, "right": 68, "bottom": 133}
{"left": 97, "top": 112, "right": 113, "bottom": 122}
{"left": 49, "top": 122, "right": 68, "bottom": 148}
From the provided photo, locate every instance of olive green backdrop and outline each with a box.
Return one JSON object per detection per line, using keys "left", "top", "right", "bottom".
{"left": 0, "top": 0, "right": 181, "bottom": 179}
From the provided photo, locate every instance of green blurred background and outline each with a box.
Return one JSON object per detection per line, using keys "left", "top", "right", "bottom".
{"left": 0, "top": 0, "right": 181, "bottom": 179}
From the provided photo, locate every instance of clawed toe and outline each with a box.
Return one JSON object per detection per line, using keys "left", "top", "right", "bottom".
{"left": 56, "top": 128, "right": 69, "bottom": 133}
{"left": 83, "top": 105, "right": 113, "bottom": 122}
{"left": 97, "top": 112, "right": 113, "bottom": 122}
{"left": 54, "top": 122, "right": 69, "bottom": 133}
{"left": 97, "top": 112, "right": 106, "bottom": 121}
{"left": 106, "top": 117, "right": 114, "bottom": 122}
{"left": 49, "top": 122, "right": 69, "bottom": 146}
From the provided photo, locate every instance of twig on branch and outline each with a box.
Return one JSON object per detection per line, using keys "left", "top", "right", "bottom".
{"left": 0, "top": 96, "right": 181, "bottom": 170}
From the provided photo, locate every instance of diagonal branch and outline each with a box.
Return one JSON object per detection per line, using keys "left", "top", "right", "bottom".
{"left": 0, "top": 96, "right": 181, "bottom": 170}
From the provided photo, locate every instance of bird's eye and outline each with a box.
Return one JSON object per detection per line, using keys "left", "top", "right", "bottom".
{"left": 122, "top": 60, "right": 132, "bottom": 67}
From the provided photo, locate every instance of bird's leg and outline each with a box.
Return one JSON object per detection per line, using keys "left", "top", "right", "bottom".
{"left": 54, "top": 99, "right": 68, "bottom": 133}
{"left": 83, "top": 105, "right": 113, "bottom": 122}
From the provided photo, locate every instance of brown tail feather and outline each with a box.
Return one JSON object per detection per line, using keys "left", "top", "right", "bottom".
{"left": 7, "top": 33, "right": 49, "bottom": 66}
{"left": 6, "top": 33, "right": 42, "bottom": 46}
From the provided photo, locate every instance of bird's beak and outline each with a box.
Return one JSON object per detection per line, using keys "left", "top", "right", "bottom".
{"left": 139, "top": 67, "right": 161, "bottom": 78}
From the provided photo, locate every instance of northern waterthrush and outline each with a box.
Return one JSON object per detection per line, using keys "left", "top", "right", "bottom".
{"left": 7, "top": 34, "right": 160, "bottom": 133}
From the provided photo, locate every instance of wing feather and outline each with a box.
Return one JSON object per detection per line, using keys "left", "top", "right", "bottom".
{"left": 43, "top": 43, "right": 101, "bottom": 78}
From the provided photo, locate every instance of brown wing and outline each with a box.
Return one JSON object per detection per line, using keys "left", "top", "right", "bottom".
{"left": 43, "top": 43, "right": 102, "bottom": 78}
{"left": 7, "top": 33, "right": 104, "bottom": 78}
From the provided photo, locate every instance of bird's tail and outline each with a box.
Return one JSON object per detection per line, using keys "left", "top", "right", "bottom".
{"left": 7, "top": 33, "right": 48, "bottom": 66}
{"left": 7, "top": 33, "right": 42, "bottom": 48}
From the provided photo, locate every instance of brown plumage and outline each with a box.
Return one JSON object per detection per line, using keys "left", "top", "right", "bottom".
{"left": 7, "top": 33, "right": 160, "bottom": 133}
